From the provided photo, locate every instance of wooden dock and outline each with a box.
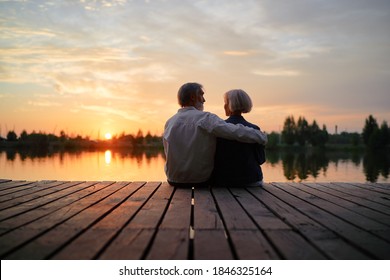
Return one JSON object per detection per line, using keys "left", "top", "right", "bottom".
{"left": 0, "top": 179, "right": 389, "bottom": 260}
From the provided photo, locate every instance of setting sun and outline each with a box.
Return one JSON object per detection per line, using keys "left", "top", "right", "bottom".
{"left": 105, "top": 133, "right": 112, "bottom": 140}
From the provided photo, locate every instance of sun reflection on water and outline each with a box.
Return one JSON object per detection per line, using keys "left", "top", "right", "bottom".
{"left": 105, "top": 150, "right": 112, "bottom": 165}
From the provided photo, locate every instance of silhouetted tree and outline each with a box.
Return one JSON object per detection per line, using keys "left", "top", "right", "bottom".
{"left": 296, "top": 116, "right": 309, "bottom": 146}
{"left": 368, "top": 129, "right": 382, "bottom": 149}
{"left": 309, "top": 124, "right": 329, "bottom": 147}
{"left": 135, "top": 129, "right": 144, "bottom": 145}
{"left": 60, "top": 130, "right": 67, "bottom": 142}
{"left": 308, "top": 120, "right": 321, "bottom": 146}
{"left": 329, "top": 131, "right": 360, "bottom": 145}
{"left": 282, "top": 116, "right": 296, "bottom": 145}
{"left": 266, "top": 132, "right": 280, "bottom": 149}
{"left": 6, "top": 131, "right": 17, "bottom": 141}
{"left": 362, "top": 115, "right": 379, "bottom": 145}
{"left": 145, "top": 131, "right": 153, "bottom": 144}
{"left": 20, "top": 130, "right": 28, "bottom": 141}
{"left": 351, "top": 132, "right": 360, "bottom": 146}
{"left": 321, "top": 125, "right": 329, "bottom": 145}
{"left": 380, "top": 121, "right": 390, "bottom": 147}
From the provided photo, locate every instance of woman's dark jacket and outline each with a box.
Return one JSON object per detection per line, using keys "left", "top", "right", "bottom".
{"left": 212, "top": 115, "right": 265, "bottom": 186}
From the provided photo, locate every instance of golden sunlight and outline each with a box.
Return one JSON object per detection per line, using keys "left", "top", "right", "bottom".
{"left": 104, "top": 150, "right": 112, "bottom": 165}
{"left": 105, "top": 133, "right": 112, "bottom": 140}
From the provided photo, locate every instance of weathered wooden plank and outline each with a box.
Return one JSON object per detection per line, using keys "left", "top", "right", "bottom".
{"left": 341, "top": 182, "right": 390, "bottom": 197}
{"left": 147, "top": 229, "right": 189, "bottom": 259}
{"left": 320, "top": 182, "right": 390, "bottom": 208}
{"left": 0, "top": 181, "right": 99, "bottom": 235}
{"left": 296, "top": 182, "right": 390, "bottom": 226}
{"left": 102, "top": 228, "right": 156, "bottom": 259}
{"left": 108, "top": 182, "right": 174, "bottom": 230}
{"left": 374, "top": 183, "right": 390, "bottom": 189}
{"left": 2, "top": 181, "right": 133, "bottom": 259}
{"left": 280, "top": 183, "right": 390, "bottom": 242}
{"left": 157, "top": 187, "right": 192, "bottom": 229}
{"left": 0, "top": 181, "right": 69, "bottom": 202}
{"left": 229, "top": 188, "right": 290, "bottom": 231}
{"left": 0, "top": 181, "right": 67, "bottom": 202}
{"left": 228, "top": 187, "right": 284, "bottom": 259}
{"left": 212, "top": 188, "right": 298, "bottom": 259}
{"left": 249, "top": 184, "right": 370, "bottom": 259}
{"left": 231, "top": 230, "right": 282, "bottom": 259}
{"left": 193, "top": 187, "right": 232, "bottom": 259}
{"left": 231, "top": 187, "right": 325, "bottom": 260}
{"left": 99, "top": 182, "right": 174, "bottom": 260}
{"left": 270, "top": 183, "right": 390, "bottom": 259}
{"left": 0, "top": 181, "right": 38, "bottom": 195}
{"left": 51, "top": 182, "right": 158, "bottom": 259}
{"left": 146, "top": 186, "right": 192, "bottom": 259}
{"left": 0, "top": 181, "right": 120, "bottom": 258}
{"left": 317, "top": 183, "right": 390, "bottom": 215}
{"left": 0, "top": 179, "right": 11, "bottom": 183}
{"left": 0, "top": 181, "right": 88, "bottom": 221}
{"left": 194, "top": 229, "right": 233, "bottom": 260}
{"left": 0, "top": 181, "right": 78, "bottom": 208}
{"left": 193, "top": 187, "right": 224, "bottom": 230}
{"left": 355, "top": 182, "right": 390, "bottom": 193}
{"left": 211, "top": 187, "right": 258, "bottom": 230}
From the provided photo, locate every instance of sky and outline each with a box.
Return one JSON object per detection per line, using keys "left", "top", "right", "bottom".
{"left": 0, "top": 0, "right": 389, "bottom": 139}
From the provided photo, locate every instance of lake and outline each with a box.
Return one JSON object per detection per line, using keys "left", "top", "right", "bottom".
{"left": 0, "top": 148, "right": 389, "bottom": 183}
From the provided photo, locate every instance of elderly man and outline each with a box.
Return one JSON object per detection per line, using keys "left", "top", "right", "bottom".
{"left": 163, "top": 82, "right": 267, "bottom": 187}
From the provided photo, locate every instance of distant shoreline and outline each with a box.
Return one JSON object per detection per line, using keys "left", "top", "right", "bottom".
{"left": 0, "top": 139, "right": 164, "bottom": 152}
{"left": 0, "top": 140, "right": 378, "bottom": 152}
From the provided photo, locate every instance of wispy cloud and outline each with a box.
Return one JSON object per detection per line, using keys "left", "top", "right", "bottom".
{"left": 27, "top": 101, "right": 61, "bottom": 107}
{"left": 0, "top": 26, "right": 56, "bottom": 39}
{"left": 80, "top": 104, "right": 141, "bottom": 122}
{"left": 253, "top": 69, "right": 301, "bottom": 77}
{"left": 81, "top": 0, "right": 128, "bottom": 11}
{"left": 0, "top": 44, "right": 176, "bottom": 100}
{"left": 0, "top": 46, "right": 143, "bottom": 65}
{"left": 223, "top": 51, "right": 251, "bottom": 56}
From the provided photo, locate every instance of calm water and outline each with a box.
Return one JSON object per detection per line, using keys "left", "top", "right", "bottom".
{"left": 0, "top": 148, "right": 389, "bottom": 183}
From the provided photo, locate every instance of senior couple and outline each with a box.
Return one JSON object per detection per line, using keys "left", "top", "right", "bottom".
{"left": 163, "top": 82, "right": 267, "bottom": 188}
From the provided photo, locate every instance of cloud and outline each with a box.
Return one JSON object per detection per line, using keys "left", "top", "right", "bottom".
{"left": 80, "top": 105, "right": 141, "bottom": 122}
{"left": 0, "top": 44, "right": 177, "bottom": 101}
{"left": 27, "top": 101, "right": 61, "bottom": 107}
{"left": 0, "top": 46, "right": 143, "bottom": 65}
{"left": 81, "top": 0, "right": 128, "bottom": 11}
{"left": 253, "top": 69, "right": 301, "bottom": 77}
{"left": 0, "top": 26, "right": 56, "bottom": 39}
{"left": 223, "top": 51, "right": 251, "bottom": 56}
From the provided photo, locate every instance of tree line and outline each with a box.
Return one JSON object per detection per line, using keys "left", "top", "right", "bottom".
{"left": 266, "top": 114, "right": 389, "bottom": 149}
{"left": 0, "top": 129, "right": 162, "bottom": 150}
{"left": 281, "top": 116, "right": 329, "bottom": 147}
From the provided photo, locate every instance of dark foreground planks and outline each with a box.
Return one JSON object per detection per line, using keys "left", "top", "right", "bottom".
{"left": 0, "top": 180, "right": 389, "bottom": 260}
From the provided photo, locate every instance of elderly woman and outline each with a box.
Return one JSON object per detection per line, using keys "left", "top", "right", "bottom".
{"left": 212, "top": 89, "right": 266, "bottom": 187}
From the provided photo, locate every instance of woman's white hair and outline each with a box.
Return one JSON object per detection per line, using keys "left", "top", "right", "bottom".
{"left": 224, "top": 89, "right": 253, "bottom": 113}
